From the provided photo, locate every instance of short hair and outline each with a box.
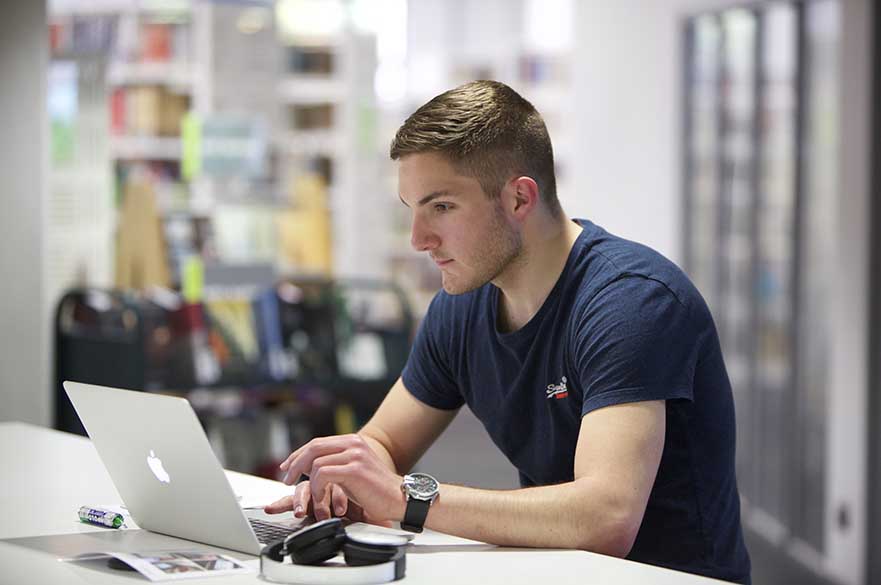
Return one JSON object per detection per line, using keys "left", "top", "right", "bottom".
{"left": 390, "top": 80, "right": 560, "bottom": 215}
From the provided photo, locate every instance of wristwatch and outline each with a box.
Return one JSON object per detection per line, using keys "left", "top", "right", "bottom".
{"left": 400, "top": 473, "right": 439, "bottom": 533}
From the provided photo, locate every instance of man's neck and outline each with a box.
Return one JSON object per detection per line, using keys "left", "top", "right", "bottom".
{"left": 494, "top": 218, "right": 583, "bottom": 333}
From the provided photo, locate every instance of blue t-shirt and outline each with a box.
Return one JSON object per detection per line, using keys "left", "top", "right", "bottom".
{"left": 402, "top": 219, "right": 751, "bottom": 584}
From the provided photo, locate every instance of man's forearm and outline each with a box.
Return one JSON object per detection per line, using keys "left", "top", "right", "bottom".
{"left": 357, "top": 430, "right": 399, "bottom": 474}
{"left": 423, "top": 478, "right": 639, "bottom": 557}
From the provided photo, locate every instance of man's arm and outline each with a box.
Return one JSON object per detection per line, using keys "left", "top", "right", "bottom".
{"left": 272, "top": 382, "right": 665, "bottom": 558}
{"left": 358, "top": 377, "right": 459, "bottom": 474}
{"left": 423, "top": 400, "right": 665, "bottom": 556}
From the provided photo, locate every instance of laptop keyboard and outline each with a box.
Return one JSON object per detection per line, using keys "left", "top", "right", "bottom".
{"left": 249, "top": 518, "right": 297, "bottom": 544}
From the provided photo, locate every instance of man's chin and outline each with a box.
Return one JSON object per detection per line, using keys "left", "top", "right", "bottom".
{"left": 441, "top": 275, "right": 483, "bottom": 295}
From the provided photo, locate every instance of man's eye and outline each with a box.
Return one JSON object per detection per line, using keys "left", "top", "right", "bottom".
{"left": 434, "top": 203, "right": 452, "bottom": 213}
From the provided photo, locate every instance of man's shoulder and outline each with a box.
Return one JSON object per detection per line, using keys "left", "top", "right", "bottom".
{"left": 571, "top": 219, "right": 699, "bottom": 309}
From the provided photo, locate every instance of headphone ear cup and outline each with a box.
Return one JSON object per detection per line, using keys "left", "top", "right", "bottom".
{"left": 342, "top": 540, "right": 400, "bottom": 566}
{"left": 291, "top": 531, "right": 347, "bottom": 565}
{"left": 342, "top": 533, "right": 409, "bottom": 566}
{"left": 283, "top": 518, "right": 347, "bottom": 566}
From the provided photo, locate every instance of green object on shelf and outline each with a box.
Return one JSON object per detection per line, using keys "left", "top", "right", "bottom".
{"left": 182, "top": 255, "right": 204, "bottom": 303}
{"left": 182, "top": 111, "right": 201, "bottom": 181}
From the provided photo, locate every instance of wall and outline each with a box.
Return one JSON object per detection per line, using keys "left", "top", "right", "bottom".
{"left": 570, "top": 0, "right": 735, "bottom": 264}
{"left": 571, "top": 1, "right": 681, "bottom": 263}
{"left": 0, "top": 1, "right": 50, "bottom": 426}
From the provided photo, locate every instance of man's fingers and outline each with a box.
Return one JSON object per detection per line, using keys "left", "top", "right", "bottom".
{"left": 344, "top": 499, "right": 365, "bottom": 523}
{"left": 331, "top": 484, "right": 348, "bottom": 517}
{"left": 279, "top": 445, "right": 305, "bottom": 472}
{"left": 309, "top": 452, "right": 354, "bottom": 492}
{"left": 263, "top": 495, "right": 295, "bottom": 515}
{"left": 280, "top": 435, "right": 362, "bottom": 484}
{"left": 312, "top": 483, "right": 333, "bottom": 521}
{"left": 289, "top": 480, "right": 346, "bottom": 519}
{"left": 294, "top": 482, "right": 312, "bottom": 518}
{"left": 265, "top": 482, "right": 317, "bottom": 519}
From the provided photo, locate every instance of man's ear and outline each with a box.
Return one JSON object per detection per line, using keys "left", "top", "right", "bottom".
{"left": 506, "top": 176, "right": 540, "bottom": 221}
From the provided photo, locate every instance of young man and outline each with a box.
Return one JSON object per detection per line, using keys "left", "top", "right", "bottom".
{"left": 266, "top": 80, "right": 751, "bottom": 584}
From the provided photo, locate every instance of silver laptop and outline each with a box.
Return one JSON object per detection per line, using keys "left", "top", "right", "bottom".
{"left": 63, "top": 380, "right": 302, "bottom": 555}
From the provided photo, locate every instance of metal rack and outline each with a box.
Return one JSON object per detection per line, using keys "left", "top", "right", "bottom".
{"left": 53, "top": 278, "right": 414, "bottom": 477}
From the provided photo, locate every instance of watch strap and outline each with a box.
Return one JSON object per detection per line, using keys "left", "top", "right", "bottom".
{"left": 401, "top": 497, "right": 430, "bottom": 533}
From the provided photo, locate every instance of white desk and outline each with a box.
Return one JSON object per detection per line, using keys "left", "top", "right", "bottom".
{"left": 0, "top": 422, "right": 729, "bottom": 584}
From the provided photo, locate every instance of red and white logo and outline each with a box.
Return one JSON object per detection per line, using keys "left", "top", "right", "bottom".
{"left": 546, "top": 376, "right": 569, "bottom": 400}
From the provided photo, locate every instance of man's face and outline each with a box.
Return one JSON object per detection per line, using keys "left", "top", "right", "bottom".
{"left": 398, "top": 152, "right": 522, "bottom": 295}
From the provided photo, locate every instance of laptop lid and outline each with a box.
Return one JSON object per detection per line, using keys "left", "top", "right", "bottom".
{"left": 63, "top": 381, "right": 272, "bottom": 555}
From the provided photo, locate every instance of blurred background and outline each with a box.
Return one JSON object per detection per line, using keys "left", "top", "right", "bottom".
{"left": 0, "top": 1, "right": 878, "bottom": 584}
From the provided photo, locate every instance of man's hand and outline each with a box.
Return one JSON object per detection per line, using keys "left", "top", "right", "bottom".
{"left": 263, "top": 434, "right": 406, "bottom": 525}
{"left": 264, "top": 479, "right": 348, "bottom": 521}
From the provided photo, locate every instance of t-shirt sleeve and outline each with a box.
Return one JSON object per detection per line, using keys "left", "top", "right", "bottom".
{"left": 572, "top": 276, "right": 697, "bottom": 417}
{"left": 401, "top": 293, "right": 465, "bottom": 410}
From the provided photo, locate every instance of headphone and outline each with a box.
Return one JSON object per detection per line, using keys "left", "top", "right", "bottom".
{"left": 260, "top": 518, "right": 408, "bottom": 584}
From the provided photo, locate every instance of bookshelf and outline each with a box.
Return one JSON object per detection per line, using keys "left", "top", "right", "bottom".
{"left": 48, "top": 1, "right": 384, "bottom": 292}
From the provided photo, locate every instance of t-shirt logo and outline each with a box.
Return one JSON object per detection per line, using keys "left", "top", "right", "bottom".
{"left": 546, "top": 376, "right": 568, "bottom": 400}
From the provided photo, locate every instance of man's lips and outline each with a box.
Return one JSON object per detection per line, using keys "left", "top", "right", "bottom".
{"left": 432, "top": 257, "right": 453, "bottom": 267}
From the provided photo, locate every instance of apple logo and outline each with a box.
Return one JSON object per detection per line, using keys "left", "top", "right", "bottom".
{"left": 147, "top": 450, "right": 171, "bottom": 484}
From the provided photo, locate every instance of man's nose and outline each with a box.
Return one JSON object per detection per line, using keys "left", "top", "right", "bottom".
{"left": 410, "top": 215, "right": 438, "bottom": 251}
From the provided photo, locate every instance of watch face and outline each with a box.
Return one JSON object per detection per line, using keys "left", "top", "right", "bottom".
{"left": 405, "top": 473, "right": 439, "bottom": 499}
